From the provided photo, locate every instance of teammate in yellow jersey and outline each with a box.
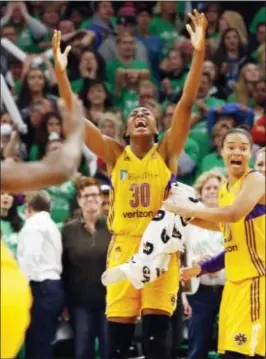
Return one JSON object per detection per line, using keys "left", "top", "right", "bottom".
{"left": 0, "top": 97, "right": 84, "bottom": 359}
{"left": 53, "top": 9, "right": 207, "bottom": 359}
{"left": 164, "top": 128, "right": 265, "bottom": 359}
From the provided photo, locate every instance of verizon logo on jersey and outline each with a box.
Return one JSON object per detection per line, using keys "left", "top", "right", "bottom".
{"left": 123, "top": 210, "right": 154, "bottom": 218}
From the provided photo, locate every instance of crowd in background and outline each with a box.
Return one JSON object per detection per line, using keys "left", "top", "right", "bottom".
{"left": 0, "top": 1, "right": 265, "bottom": 359}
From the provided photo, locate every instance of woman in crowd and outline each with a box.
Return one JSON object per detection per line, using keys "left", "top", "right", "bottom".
{"left": 184, "top": 170, "right": 226, "bottom": 359}
{"left": 62, "top": 177, "right": 111, "bottom": 359}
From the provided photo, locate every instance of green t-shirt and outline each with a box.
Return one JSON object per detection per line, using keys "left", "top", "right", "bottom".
{"left": 149, "top": 16, "right": 179, "bottom": 56}
{"left": 227, "top": 93, "right": 256, "bottom": 107}
{"left": 170, "top": 72, "right": 187, "bottom": 93}
{"left": 249, "top": 7, "right": 266, "bottom": 34}
{"left": 116, "top": 89, "right": 139, "bottom": 121}
{"left": 198, "top": 152, "right": 226, "bottom": 177}
{"left": 45, "top": 181, "right": 76, "bottom": 226}
{"left": 106, "top": 59, "right": 149, "bottom": 87}
{"left": 79, "top": 16, "right": 117, "bottom": 30}
{"left": 16, "top": 28, "right": 41, "bottom": 53}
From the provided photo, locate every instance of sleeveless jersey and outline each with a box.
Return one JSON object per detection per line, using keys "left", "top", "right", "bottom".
{"left": 219, "top": 170, "right": 266, "bottom": 282}
{"left": 108, "top": 145, "right": 173, "bottom": 236}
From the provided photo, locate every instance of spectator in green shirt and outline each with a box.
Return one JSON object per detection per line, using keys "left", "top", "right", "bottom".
{"left": 160, "top": 49, "right": 188, "bottom": 96}
{"left": 149, "top": 1, "right": 184, "bottom": 57}
{"left": 105, "top": 32, "right": 150, "bottom": 88}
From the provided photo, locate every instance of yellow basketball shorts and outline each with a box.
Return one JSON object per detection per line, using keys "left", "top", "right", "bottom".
{"left": 106, "top": 235, "right": 179, "bottom": 318}
{"left": 218, "top": 276, "right": 265, "bottom": 357}
{"left": 1, "top": 243, "right": 32, "bottom": 359}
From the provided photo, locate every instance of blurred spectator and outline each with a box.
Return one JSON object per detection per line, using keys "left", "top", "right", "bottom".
{"left": 199, "top": 2, "right": 221, "bottom": 42}
{"left": 160, "top": 49, "right": 188, "bottom": 98}
{"left": 79, "top": 80, "right": 113, "bottom": 125}
{"left": 135, "top": 4, "right": 162, "bottom": 81}
{"left": 28, "top": 111, "right": 63, "bottom": 160}
{"left": 251, "top": 113, "right": 266, "bottom": 146}
{"left": 213, "top": 28, "right": 248, "bottom": 94}
{"left": 185, "top": 170, "right": 225, "bottom": 359}
{"left": 0, "top": 2, "right": 48, "bottom": 53}
{"left": 218, "top": 10, "right": 248, "bottom": 48}
{"left": 249, "top": 6, "right": 266, "bottom": 35}
{"left": 251, "top": 79, "right": 266, "bottom": 122}
{"left": 0, "top": 191, "right": 24, "bottom": 256}
{"left": 85, "top": 1, "right": 115, "bottom": 50}
{"left": 70, "top": 50, "right": 104, "bottom": 93}
{"left": 149, "top": 1, "right": 184, "bottom": 56}
{"left": 105, "top": 32, "right": 150, "bottom": 89}
{"left": 254, "top": 147, "right": 265, "bottom": 176}
{"left": 228, "top": 63, "right": 260, "bottom": 106}
{"left": 190, "top": 72, "right": 225, "bottom": 131}
{"left": 17, "top": 191, "right": 64, "bottom": 359}
{"left": 99, "top": 3, "right": 149, "bottom": 65}
{"left": 100, "top": 184, "right": 111, "bottom": 217}
{"left": 17, "top": 67, "right": 57, "bottom": 113}
{"left": 207, "top": 103, "right": 254, "bottom": 138}
{"left": 98, "top": 112, "right": 122, "bottom": 142}
{"left": 62, "top": 177, "right": 111, "bottom": 359}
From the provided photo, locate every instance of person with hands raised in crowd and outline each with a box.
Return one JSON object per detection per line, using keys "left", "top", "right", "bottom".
{"left": 52, "top": 10, "right": 207, "bottom": 359}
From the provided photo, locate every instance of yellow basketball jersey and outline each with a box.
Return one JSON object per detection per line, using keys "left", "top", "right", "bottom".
{"left": 219, "top": 170, "right": 266, "bottom": 282}
{"left": 108, "top": 145, "right": 173, "bottom": 236}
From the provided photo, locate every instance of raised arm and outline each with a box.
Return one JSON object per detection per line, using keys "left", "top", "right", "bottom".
{"left": 52, "top": 30, "right": 123, "bottom": 166}
{"left": 159, "top": 10, "right": 207, "bottom": 163}
{"left": 164, "top": 171, "right": 265, "bottom": 224}
{"left": 1, "top": 97, "right": 84, "bottom": 192}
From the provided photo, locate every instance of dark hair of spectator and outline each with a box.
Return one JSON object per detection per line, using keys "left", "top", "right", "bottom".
{"left": 76, "top": 177, "right": 101, "bottom": 197}
{"left": 0, "top": 196, "right": 23, "bottom": 233}
{"left": 221, "top": 127, "right": 253, "bottom": 148}
{"left": 213, "top": 28, "right": 246, "bottom": 67}
{"left": 80, "top": 48, "right": 106, "bottom": 81}
{"left": 17, "top": 68, "right": 49, "bottom": 109}
{"left": 79, "top": 79, "right": 112, "bottom": 110}
{"left": 36, "top": 111, "right": 63, "bottom": 158}
{"left": 26, "top": 191, "right": 51, "bottom": 213}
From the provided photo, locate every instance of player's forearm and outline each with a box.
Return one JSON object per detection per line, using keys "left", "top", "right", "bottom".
{"left": 192, "top": 205, "right": 235, "bottom": 223}
{"left": 54, "top": 67, "right": 73, "bottom": 111}
{"left": 200, "top": 251, "right": 225, "bottom": 275}
{"left": 182, "top": 47, "right": 205, "bottom": 107}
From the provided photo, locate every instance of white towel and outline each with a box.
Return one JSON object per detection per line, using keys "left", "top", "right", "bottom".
{"left": 102, "top": 182, "right": 202, "bottom": 289}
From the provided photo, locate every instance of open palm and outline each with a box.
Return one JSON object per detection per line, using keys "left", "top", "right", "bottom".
{"left": 186, "top": 9, "right": 208, "bottom": 52}
{"left": 52, "top": 30, "right": 71, "bottom": 72}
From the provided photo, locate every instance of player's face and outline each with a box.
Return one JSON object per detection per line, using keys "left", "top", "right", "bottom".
{"left": 126, "top": 107, "right": 156, "bottom": 138}
{"left": 200, "top": 177, "right": 221, "bottom": 208}
{"left": 221, "top": 133, "right": 252, "bottom": 176}
{"left": 0, "top": 192, "right": 14, "bottom": 211}
{"left": 255, "top": 151, "right": 265, "bottom": 177}
{"left": 78, "top": 185, "right": 103, "bottom": 214}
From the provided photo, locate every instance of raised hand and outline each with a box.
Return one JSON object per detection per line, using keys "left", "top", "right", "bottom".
{"left": 52, "top": 30, "right": 71, "bottom": 73}
{"left": 186, "top": 9, "right": 208, "bottom": 52}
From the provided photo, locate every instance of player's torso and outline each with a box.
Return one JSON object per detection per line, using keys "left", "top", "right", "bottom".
{"left": 219, "top": 171, "right": 266, "bottom": 282}
{"left": 108, "top": 145, "right": 173, "bottom": 236}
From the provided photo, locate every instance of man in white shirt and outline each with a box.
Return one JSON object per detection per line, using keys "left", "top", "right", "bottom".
{"left": 17, "top": 191, "right": 65, "bottom": 359}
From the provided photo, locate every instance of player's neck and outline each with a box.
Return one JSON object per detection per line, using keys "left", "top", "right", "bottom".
{"left": 227, "top": 168, "right": 249, "bottom": 188}
{"left": 130, "top": 139, "right": 154, "bottom": 159}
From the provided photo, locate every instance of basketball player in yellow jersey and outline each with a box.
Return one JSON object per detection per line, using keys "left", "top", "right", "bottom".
{"left": 0, "top": 97, "right": 84, "bottom": 359}
{"left": 164, "top": 128, "right": 265, "bottom": 359}
{"left": 52, "top": 10, "right": 207, "bottom": 359}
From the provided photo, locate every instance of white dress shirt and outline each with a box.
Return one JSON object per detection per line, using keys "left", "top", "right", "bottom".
{"left": 17, "top": 211, "right": 62, "bottom": 282}
{"left": 185, "top": 224, "right": 226, "bottom": 294}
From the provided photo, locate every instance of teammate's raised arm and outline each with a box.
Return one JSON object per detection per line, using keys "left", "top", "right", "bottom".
{"left": 160, "top": 10, "right": 207, "bottom": 160}
{"left": 1, "top": 96, "right": 84, "bottom": 192}
{"left": 52, "top": 30, "right": 123, "bottom": 167}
